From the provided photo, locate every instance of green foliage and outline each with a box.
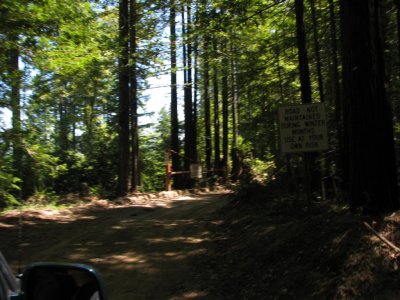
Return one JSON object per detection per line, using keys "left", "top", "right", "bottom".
{"left": 140, "top": 108, "right": 171, "bottom": 192}
{"left": 25, "top": 190, "right": 61, "bottom": 207}
{"left": 0, "top": 170, "right": 21, "bottom": 208}
{"left": 0, "top": 0, "right": 398, "bottom": 208}
{"left": 244, "top": 157, "right": 276, "bottom": 182}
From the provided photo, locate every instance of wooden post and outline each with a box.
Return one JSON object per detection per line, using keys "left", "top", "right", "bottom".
{"left": 166, "top": 163, "right": 172, "bottom": 191}
{"left": 304, "top": 152, "right": 313, "bottom": 207}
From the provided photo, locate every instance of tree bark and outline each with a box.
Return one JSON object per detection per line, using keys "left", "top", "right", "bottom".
{"left": 230, "top": 44, "right": 240, "bottom": 181}
{"left": 8, "top": 35, "right": 23, "bottom": 197}
{"left": 295, "top": 0, "right": 312, "bottom": 105}
{"left": 203, "top": 35, "right": 212, "bottom": 174}
{"left": 9, "top": 49, "right": 21, "bottom": 147}
{"left": 193, "top": 2, "right": 199, "bottom": 164}
{"left": 328, "top": 0, "right": 345, "bottom": 187}
{"left": 328, "top": 0, "right": 341, "bottom": 113}
{"left": 129, "top": 0, "right": 140, "bottom": 192}
{"left": 395, "top": 0, "right": 400, "bottom": 77}
{"left": 221, "top": 42, "right": 229, "bottom": 181}
{"left": 341, "top": 0, "right": 399, "bottom": 212}
{"left": 118, "top": 0, "right": 130, "bottom": 196}
{"left": 295, "top": 0, "right": 314, "bottom": 205}
{"left": 182, "top": 2, "right": 191, "bottom": 174}
{"left": 170, "top": 0, "right": 181, "bottom": 187}
{"left": 309, "top": 0, "right": 325, "bottom": 103}
{"left": 213, "top": 39, "right": 221, "bottom": 172}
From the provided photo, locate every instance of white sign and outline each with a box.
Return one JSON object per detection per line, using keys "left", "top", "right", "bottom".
{"left": 278, "top": 103, "right": 329, "bottom": 153}
{"left": 190, "top": 164, "right": 203, "bottom": 179}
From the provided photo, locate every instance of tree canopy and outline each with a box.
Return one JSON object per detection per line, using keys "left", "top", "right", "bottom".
{"left": 0, "top": 0, "right": 399, "bottom": 214}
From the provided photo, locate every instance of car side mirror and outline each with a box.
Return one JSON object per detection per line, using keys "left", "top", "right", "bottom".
{"left": 17, "top": 263, "right": 107, "bottom": 300}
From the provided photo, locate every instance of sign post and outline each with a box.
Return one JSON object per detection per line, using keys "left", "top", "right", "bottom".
{"left": 278, "top": 103, "right": 329, "bottom": 206}
{"left": 165, "top": 151, "right": 172, "bottom": 191}
{"left": 278, "top": 103, "right": 328, "bottom": 153}
{"left": 190, "top": 164, "right": 203, "bottom": 179}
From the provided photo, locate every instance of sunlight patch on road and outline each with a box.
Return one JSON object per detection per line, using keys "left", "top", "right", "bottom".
{"left": 147, "top": 236, "right": 208, "bottom": 245}
{"left": 87, "top": 252, "right": 158, "bottom": 273}
{"left": 111, "top": 225, "right": 125, "bottom": 230}
{"left": 176, "top": 196, "right": 198, "bottom": 201}
{"left": 170, "top": 290, "right": 208, "bottom": 299}
{"left": 0, "top": 222, "right": 13, "bottom": 228}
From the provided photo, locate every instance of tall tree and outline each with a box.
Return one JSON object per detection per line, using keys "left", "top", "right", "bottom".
{"left": 118, "top": 0, "right": 130, "bottom": 196}
{"left": 170, "top": 0, "right": 181, "bottom": 186}
{"left": 221, "top": 41, "right": 229, "bottom": 180}
{"left": 203, "top": 35, "right": 212, "bottom": 174}
{"left": 129, "top": 0, "right": 140, "bottom": 191}
{"left": 309, "top": 0, "right": 325, "bottom": 103}
{"left": 341, "top": 0, "right": 399, "bottom": 212}
{"left": 396, "top": 0, "right": 400, "bottom": 66}
{"left": 7, "top": 34, "right": 23, "bottom": 194}
{"left": 328, "top": 0, "right": 341, "bottom": 110}
{"left": 295, "top": 0, "right": 314, "bottom": 204}
{"left": 182, "top": 0, "right": 196, "bottom": 179}
{"left": 212, "top": 39, "right": 221, "bottom": 172}
{"left": 295, "top": 0, "right": 312, "bottom": 105}
{"left": 230, "top": 43, "right": 240, "bottom": 181}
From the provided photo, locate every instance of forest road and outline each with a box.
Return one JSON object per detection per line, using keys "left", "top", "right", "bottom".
{"left": 0, "top": 190, "right": 231, "bottom": 300}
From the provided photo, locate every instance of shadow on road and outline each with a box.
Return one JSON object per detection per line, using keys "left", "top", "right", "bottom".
{"left": 0, "top": 192, "right": 230, "bottom": 300}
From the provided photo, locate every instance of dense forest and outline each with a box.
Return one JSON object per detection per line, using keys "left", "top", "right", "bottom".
{"left": 1, "top": 0, "right": 399, "bottom": 214}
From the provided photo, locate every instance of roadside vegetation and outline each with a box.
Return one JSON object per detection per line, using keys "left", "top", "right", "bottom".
{"left": 200, "top": 175, "right": 400, "bottom": 299}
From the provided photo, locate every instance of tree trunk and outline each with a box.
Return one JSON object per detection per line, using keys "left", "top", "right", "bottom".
{"left": 221, "top": 42, "right": 229, "bottom": 182}
{"left": 118, "top": 0, "right": 130, "bottom": 196}
{"left": 58, "top": 97, "right": 69, "bottom": 157}
{"left": 182, "top": 3, "right": 189, "bottom": 172}
{"left": 203, "top": 35, "right": 212, "bottom": 175}
{"left": 9, "top": 35, "right": 23, "bottom": 197}
{"left": 328, "top": 0, "right": 341, "bottom": 112}
{"left": 230, "top": 44, "right": 240, "bottom": 181}
{"left": 170, "top": 0, "right": 181, "bottom": 187}
{"left": 295, "top": 0, "right": 314, "bottom": 205}
{"left": 309, "top": 0, "right": 325, "bottom": 103}
{"left": 341, "top": 0, "right": 399, "bottom": 212}
{"left": 129, "top": 0, "right": 140, "bottom": 192}
{"left": 193, "top": 2, "right": 199, "bottom": 164}
{"left": 295, "top": 0, "right": 312, "bottom": 105}
{"left": 395, "top": 0, "right": 400, "bottom": 77}
{"left": 328, "top": 0, "right": 345, "bottom": 190}
{"left": 213, "top": 39, "right": 221, "bottom": 173}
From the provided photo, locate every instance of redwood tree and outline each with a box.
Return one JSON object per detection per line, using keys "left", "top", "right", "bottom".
{"left": 341, "top": 0, "right": 399, "bottom": 212}
{"left": 118, "top": 0, "right": 130, "bottom": 196}
{"left": 170, "top": 0, "right": 181, "bottom": 187}
{"left": 129, "top": 0, "right": 140, "bottom": 191}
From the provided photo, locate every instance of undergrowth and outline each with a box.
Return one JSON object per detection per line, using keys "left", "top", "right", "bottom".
{"left": 201, "top": 174, "right": 400, "bottom": 299}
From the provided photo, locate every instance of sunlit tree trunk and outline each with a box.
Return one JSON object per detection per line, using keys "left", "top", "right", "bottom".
{"left": 129, "top": 0, "right": 140, "bottom": 191}
{"left": 9, "top": 34, "right": 23, "bottom": 196}
{"left": 213, "top": 39, "right": 221, "bottom": 172}
{"left": 221, "top": 42, "right": 229, "bottom": 181}
{"left": 182, "top": 2, "right": 190, "bottom": 172}
{"left": 203, "top": 35, "right": 212, "bottom": 174}
{"left": 170, "top": 0, "right": 181, "bottom": 188}
{"left": 118, "top": 0, "right": 130, "bottom": 196}
{"left": 58, "top": 96, "right": 69, "bottom": 157}
{"left": 193, "top": 1, "right": 199, "bottom": 164}
{"left": 230, "top": 44, "right": 240, "bottom": 181}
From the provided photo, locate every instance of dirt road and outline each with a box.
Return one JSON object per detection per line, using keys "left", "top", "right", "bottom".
{"left": 0, "top": 190, "right": 231, "bottom": 300}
